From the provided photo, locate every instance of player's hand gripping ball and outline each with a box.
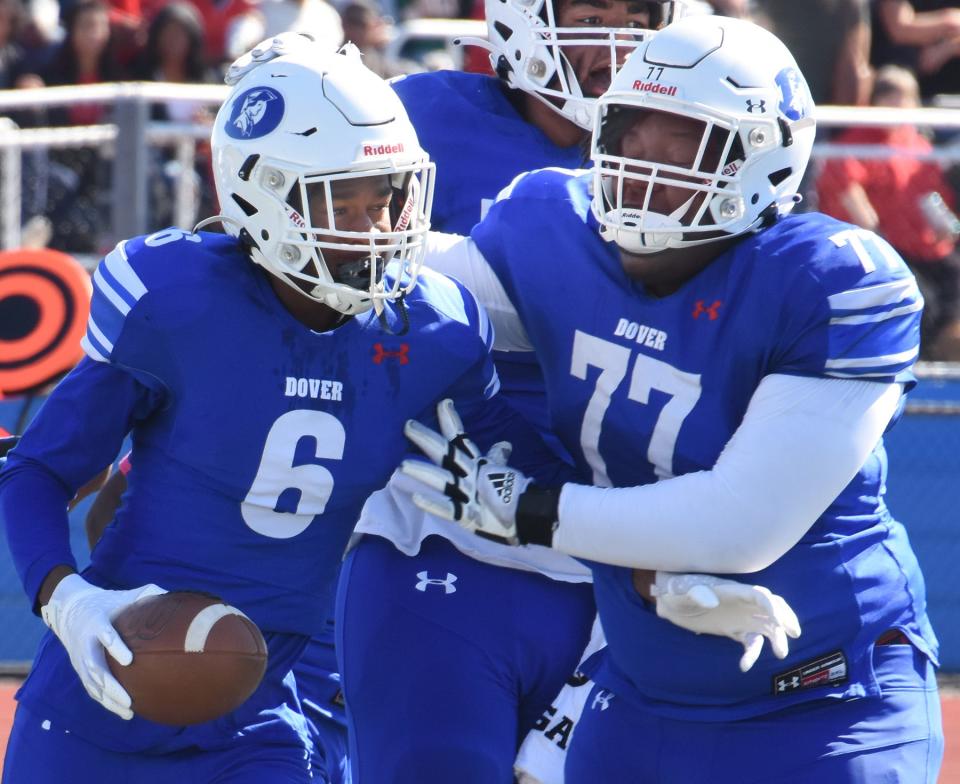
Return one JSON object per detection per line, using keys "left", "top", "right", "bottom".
{"left": 107, "top": 591, "right": 268, "bottom": 725}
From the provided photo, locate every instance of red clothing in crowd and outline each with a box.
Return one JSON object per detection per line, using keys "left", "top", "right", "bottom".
{"left": 817, "top": 125, "right": 957, "bottom": 262}
{"left": 140, "top": 0, "right": 257, "bottom": 65}
{"left": 68, "top": 73, "right": 109, "bottom": 125}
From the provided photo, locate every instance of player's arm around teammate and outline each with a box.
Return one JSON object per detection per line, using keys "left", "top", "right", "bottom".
{"left": 399, "top": 16, "right": 943, "bottom": 784}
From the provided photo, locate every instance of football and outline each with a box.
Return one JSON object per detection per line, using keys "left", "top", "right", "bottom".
{"left": 107, "top": 591, "right": 268, "bottom": 726}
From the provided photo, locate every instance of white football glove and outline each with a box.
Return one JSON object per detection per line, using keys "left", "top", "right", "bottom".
{"left": 400, "top": 399, "right": 528, "bottom": 544}
{"left": 651, "top": 571, "right": 801, "bottom": 673}
{"left": 40, "top": 573, "right": 167, "bottom": 719}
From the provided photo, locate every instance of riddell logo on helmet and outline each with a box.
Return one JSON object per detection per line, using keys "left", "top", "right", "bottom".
{"left": 362, "top": 142, "right": 405, "bottom": 156}
{"left": 722, "top": 160, "right": 742, "bottom": 177}
{"left": 286, "top": 207, "right": 306, "bottom": 228}
{"left": 632, "top": 81, "right": 678, "bottom": 96}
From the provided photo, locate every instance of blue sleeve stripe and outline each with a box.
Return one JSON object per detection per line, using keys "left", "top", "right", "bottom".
{"left": 85, "top": 317, "right": 114, "bottom": 354}
{"left": 103, "top": 242, "right": 148, "bottom": 303}
{"left": 483, "top": 372, "right": 501, "bottom": 399}
{"left": 93, "top": 267, "right": 133, "bottom": 317}
{"left": 825, "top": 345, "right": 918, "bottom": 370}
{"left": 80, "top": 332, "right": 109, "bottom": 363}
{"left": 827, "top": 278, "right": 919, "bottom": 312}
{"left": 97, "top": 258, "right": 137, "bottom": 313}
{"left": 477, "top": 301, "right": 494, "bottom": 351}
{"left": 87, "top": 281, "right": 126, "bottom": 349}
{"left": 829, "top": 298, "right": 924, "bottom": 325}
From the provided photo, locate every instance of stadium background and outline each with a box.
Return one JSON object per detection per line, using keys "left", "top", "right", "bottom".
{"left": 2, "top": 6, "right": 960, "bottom": 780}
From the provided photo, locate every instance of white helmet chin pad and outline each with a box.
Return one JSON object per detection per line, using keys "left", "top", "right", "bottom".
{"left": 210, "top": 42, "right": 435, "bottom": 315}
{"left": 601, "top": 207, "right": 688, "bottom": 255}
{"left": 590, "top": 15, "right": 816, "bottom": 254}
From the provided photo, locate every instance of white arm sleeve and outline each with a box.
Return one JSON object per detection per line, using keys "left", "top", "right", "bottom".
{"left": 425, "top": 231, "right": 532, "bottom": 352}
{"left": 553, "top": 374, "right": 902, "bottom": 574}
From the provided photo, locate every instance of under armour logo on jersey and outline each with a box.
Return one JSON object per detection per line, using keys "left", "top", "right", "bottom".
{"left": 776, "top": 676, "right": 800, "bottom": 692}
{"left": 745, "top": 99, "right": 767, "bottom": 114}
{"left": 372, "top": 342, "right": 410, "bottom": 365}
{"left": 692, "top": 300, "right": 722, "bottom": 320}
{"left": 415, "top": 571, "right": 458, "bottom": 593}
{"left": 488, "top": 471, "right": 516, "bottom": 503}
{"left": 591, "top": 689, "right": 614, "bottom": 711}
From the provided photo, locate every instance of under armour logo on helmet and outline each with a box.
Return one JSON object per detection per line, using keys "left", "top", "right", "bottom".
{"left": 591, "top": 689, "right": 614, "bottom": 711}
{"left": 488, "top": 471, "right": 516, "bottom": 504}
{"left": 745, "top": 99, "right": 767, "bottom": 114}
{"left": 415, "top": 571, "right": 458, "bottom": 594}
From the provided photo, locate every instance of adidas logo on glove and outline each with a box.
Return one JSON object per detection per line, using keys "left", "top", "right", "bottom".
{"left": 488, "top": 471, "right": 516, "bottom": 503}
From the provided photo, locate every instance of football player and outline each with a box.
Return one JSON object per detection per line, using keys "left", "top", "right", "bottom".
{"left": 341, "top": 5, "right": 692, "bottom": 781}
{"left": 397, "top": 15, "right": 943, "bottom": 783}
{"left": 0, "top": 40, "right": 565, "bottom": 783}
{"left": 393, "top": 0, "right": 688, "bottom": 436}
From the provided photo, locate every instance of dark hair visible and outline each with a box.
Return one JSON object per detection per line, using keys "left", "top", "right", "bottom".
{"left": 51, "top": 0, "right": 118, "bottom": 82}
{"left": 137, "top": 1, "right": 207, "bottom": 81}
{"left": 341, "top": 0, "right": 379, "bottom": 28}
{"left": 870, "top": 65, "right": 920, "bottom": 106}
{"left": 0, "top": 0, "right": 27, "bottom": 44}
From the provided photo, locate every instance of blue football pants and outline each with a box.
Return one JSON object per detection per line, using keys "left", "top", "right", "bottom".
{"left": 336, "top": 534, "right": 595, "bottom": 784}
{"left": 566, "top": 643, "right": 943, "bottom": 783}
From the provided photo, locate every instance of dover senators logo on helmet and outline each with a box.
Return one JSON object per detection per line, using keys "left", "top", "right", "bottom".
{"left": 226, "top": 87, "right": 284, "bottom": 139}
{"left": 464, "top": 0, "right": 686, "bottom": 129}
{"left": 591, "top": 16, "right": 816, "bottom": 255}
{"left": 210, "top": 42, "right": 436, "bottom": 316}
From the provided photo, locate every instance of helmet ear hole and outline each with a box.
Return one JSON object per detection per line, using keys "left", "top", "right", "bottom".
{"left": 232, "top": 194, "right": 258, "bottom": 216}
{"left": 768, "top": 167, "right": 792, "bottom": 187}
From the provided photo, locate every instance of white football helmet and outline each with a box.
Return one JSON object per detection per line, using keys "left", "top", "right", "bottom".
{"left": 465, "top": 0, "right": 686, "bottom": 128}
{"left": 210, "top": 39, "right": 435, "bottom": 315}
{"left": 591, "top": 15, "right": 816, "bottom": 254}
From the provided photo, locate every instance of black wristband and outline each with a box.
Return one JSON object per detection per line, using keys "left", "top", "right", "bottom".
{"left": 515, "top": 484, "right": 561, "bottom": 547}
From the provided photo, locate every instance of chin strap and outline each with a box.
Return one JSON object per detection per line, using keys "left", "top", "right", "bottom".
{"left": 377, "top": 292, "right": 410, "bottom": 337}
{"left": 193, "top": 214, "right": 246, "bottom": 235}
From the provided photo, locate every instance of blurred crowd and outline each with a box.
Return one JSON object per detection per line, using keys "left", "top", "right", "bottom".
{"left": 0, "top": 0, "right": 959, "bottom": 355}
{"left": 0, "top": 0, "right": 955, "bottom": 103}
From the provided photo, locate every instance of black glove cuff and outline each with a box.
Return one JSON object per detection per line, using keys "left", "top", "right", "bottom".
{"left": 516, "top": 485, "right": 561, "bottom": 547}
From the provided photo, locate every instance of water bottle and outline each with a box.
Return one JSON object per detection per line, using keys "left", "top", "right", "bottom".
{"left": 919, "top": 191, "right": 960, "bottom": 237}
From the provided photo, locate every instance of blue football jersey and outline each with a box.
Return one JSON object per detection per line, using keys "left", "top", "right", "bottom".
{"left": 392, "top": 70, "right": 585, "bottom": 437}
{"left": 471, "top": 169, "right": 938, "bottom": 718}
{"left": 391, "top": 71, "right": 585, "bottom": 235}
{"left": 0, "top": 229, "right": 564, "bottom": 750}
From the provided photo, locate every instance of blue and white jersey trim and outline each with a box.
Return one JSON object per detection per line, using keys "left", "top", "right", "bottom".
{"left": 828, "top": 299, "right": 924, "bottom": 326}
{"left": 828, "top": 277, "right": 920, "bottom": 315}
{"left": 483, "top": 371, "right": 501, "bottom": 400}
{"left": 474, "top": 288, "right": 500, "bottom": 399}
{"left": 825, "top": 346, "right": 920, "bottom": 371}
{"left": 822, "top": 271, "right": 922, "bottom": 379}
{"left": 81, "top": 241, "right": 148, "bottom": 363}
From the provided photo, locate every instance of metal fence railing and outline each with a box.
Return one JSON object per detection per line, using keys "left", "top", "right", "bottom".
{"left": 0, "top": 82, "right": 228, "bottom": 255}
{"left": 2, "top": 91, "right": 959, "bottom": 258}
